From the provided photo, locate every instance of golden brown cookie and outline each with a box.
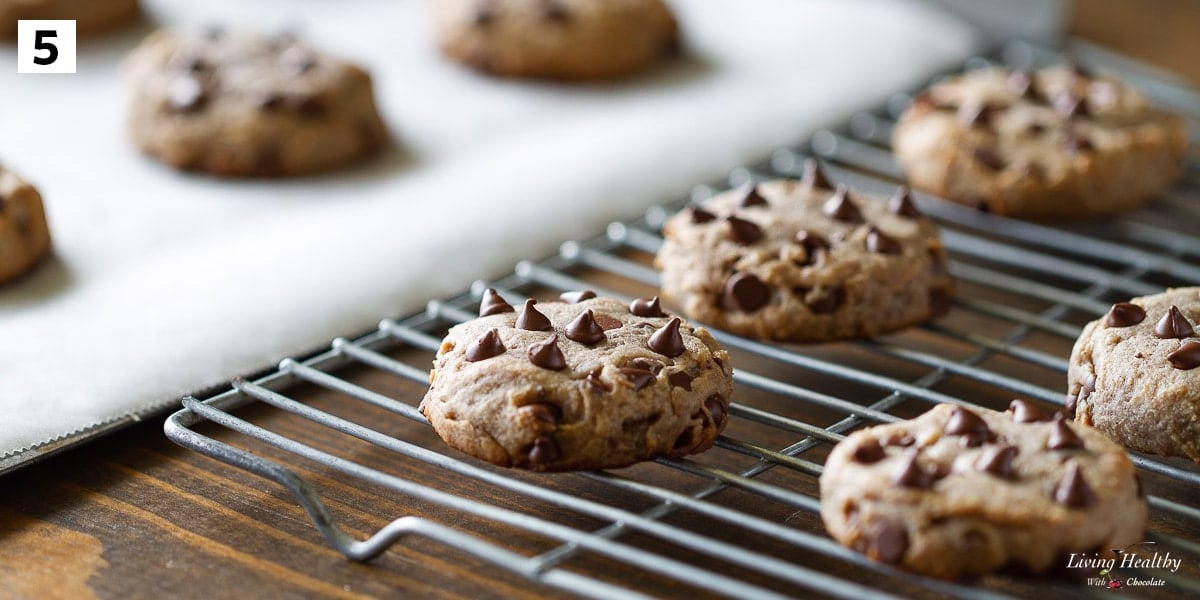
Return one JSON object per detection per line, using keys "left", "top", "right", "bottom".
{"left": 892, "top": 64, "right": 1187, "bottom": 219}
{"left": 419, "top": 291, "right": 733, "bottom": 471}
{"left": 1068, "top": 288, "right": 1200, "bottom": 463}
{"left": 820, "top": 403, "right": 1146, "bottom": 580}
{"left": 432, "top": 0, "right": 679, "bottom": 80}
{"left": 0, "top": 0, "right": 139, "bottom": 39}
{"left": 0, "top": 164, "right": 52, "bottom": 284}
{"left": 655, "top": 165, "right": 953, "bottom": 342}
{"left": 123, "top": 28, "right": 389, "bottom": 177}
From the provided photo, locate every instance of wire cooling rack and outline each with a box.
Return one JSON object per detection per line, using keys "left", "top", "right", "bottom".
{"left": 165, "top": 40, "right": 1200, "bottom": 599}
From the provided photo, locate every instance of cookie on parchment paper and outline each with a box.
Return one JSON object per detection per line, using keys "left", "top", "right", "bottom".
{"left": 820, "top": 402, "right": 1146, "bottom": 580}
{"left": 124, "top": 28, "right": 389, "bottom": 177}
{"left": 0, "top": 164, "right": 52, "bottom": 284}
{"left": 655, "top": 165, "right": 953, "bottom": 342}
{"left": 420, "top": 291, "right": 733, "bottom": 471}
{"left": 892, "top": 64, "right": 1187, "bottom": 219}
{"left": 432, "top": 0, "right": 679, "bottom": 80}
{"left": 1068, "top": 287, "right": 1200, "bottom": 463}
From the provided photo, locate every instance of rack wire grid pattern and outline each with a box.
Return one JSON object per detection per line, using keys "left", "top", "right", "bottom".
{"left": 166, "top": 40, "right": 1200, "bottom": 599}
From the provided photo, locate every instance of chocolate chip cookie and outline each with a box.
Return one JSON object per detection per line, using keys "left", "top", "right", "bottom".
{"left": 1068, "top": 288, "right": 1200, "bottom": 463}
{"left": 124, "top": 28, "right": 389, "bottom": 177}
{"left": 432, "top": 0, "right": 679, "bottom": 80}
{"left": 655, "top": 165, "right": 954, "bottom": 342}
{"left": 0, "top": 0, "right": 139, "bottom": 39}
{"left": 820, "top": 402, "right": 1146, "bottom": 580}
{"left": 419, "top": 290, "right": 733, "bottom": 471}
{"left": 0, "top": 164, "right": 52, "bottom": 284}
{"left": 893, "top": 64, "right": 1187, "bottom": 218}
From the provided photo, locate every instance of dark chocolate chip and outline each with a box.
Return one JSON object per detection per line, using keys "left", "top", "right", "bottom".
{"left": 794, "top": 230, "right": 831, "bottom": 266}
{"left": 1054, "top": 462, "right": 1096, "bottom": 508}
{"left": 1047, "top": 412, "right": 1085, "bottom": 450}
{"left": 871, "top": 524, "right": 909, "bottom": 564}
{"left": 167, "top": 76, "right": 207, "bottom": 112}
{"left": 594, "top": 313, "right": 623, "bottom": 330}
{"left": 977, "top": 445, "right": 1019, "bottom": 480}
{"left": 465, "top": 328, "right": 506, "bottom": 362}
{"left": 802, "top": 158, "right": 835, "bottom": 190}
{"left": 516, "top": 299, "right": 553, "bottom": 331}
{"left": 866, "top": 227, "right": 902, "bottom": 255}
{"left": 973, "top": 147, "right": 1005, "bottom": 171}
{"left": 1008, "top": 399, "right": 1051, "bottom": 423}
{"left": 892, "top": 450, "right": 932, "bottom": 489}
{"left": 528, "top": 434, "right": 561, "bottom": 465}
{"left": 929, "top": 288, "right": 952, "bottom": 318}
{"left": 1063, "top": 132, "right": 1094, "bottom": 154}
{"left": 726, "top": 215, "right": 764, "bottom": 245}
{"left": 527, "top": 335, "right": 566, "bottom": 370}
{"left": 1168, "top": 341, "right": 1200, "bottom": 370}
{"left": 480, "top": 288, "right": 514, "bottom": 316}
{"left": 668, "top": 371, "right": 694, "bottom": 390}
{"left": 823, "top": 185, "right": 863, "bottom": 223}
{"left": 520, "top": 403, "right": 561, "bottom": 424}
{"left": 723, "top": 272, "right": 769, "bottom": 312}
{"left": 559, "top": 289, "right": 596, "bottom": 303}
{"left": 1053, "top": 93, "right": 1090, "bottom": 119}
{"left": 619, "top": 367, "right": 656, "bottom": 391}
{"left": 888, "top": 186, "right": 922, "bottom": 218}
{"left": 739, "top": 184, "right": 768, "bottom": 208}
{"left": 1105, "top": 302, "right": 1146, "bottom": 328}
{"left": 672, "top": 428, "right": 696, "bottom": 451}
{"left": 805, "top": 287, "right": 845, "bottom": 314}
{"left": 628, "top": 357, "right": 664, "bottom": 374}
{"left": 584, "top": 369, "right": 611, "bottom": 392}
{"left": 279, "top": 46, "right": 317, "bottom": 75}
{"left": 630, "top": 296, "right": 666, "bottom": 318}
{"left": 565, "top": 310, "right": 605, "bottom": 345}
{"left": 1153, "top": 305, "right": 1195, "bottom": 339}
{"left": 945, "top": 406, "right": 990, "bottom": 446}
{"left": 541, "top": 0, "right": 569, "bottom": 22}
{"left": 648, "top": 317, "right": 685, "bottom": 357}
{"left": 705, "top": 394, "right": 727, "bottom": 427}
{"left": 851, "top": 438, "right": 886, "bottom": 464}
{"left": 969, "top": 197, "right": 991, "bottom": 213}
{"left": 689, "top": 205, "right": 716, "bottom": 224}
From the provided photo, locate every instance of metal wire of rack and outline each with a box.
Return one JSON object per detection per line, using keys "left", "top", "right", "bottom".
{"left": 165, "top": 40, "right": 1200, "bottom": 599}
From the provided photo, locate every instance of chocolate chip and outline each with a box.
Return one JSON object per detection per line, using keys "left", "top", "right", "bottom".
{"left": 1047, "top": 412, "right": 1085, "bottom": 450}
{"left": 479, "top": 288, "right": 514, "bottom": 316}
{"left": 1008, "top": 399, "right": 1051, "bottom": 423}
{"left": 851, "top": 438, "right": 886, "bottom": 464}
{"left": 1054, "top": 462, "right": 1096, "bottom": 508}
{"left": 619, "top": 367, "right": 656, "bottom": 391}
{"left": 1063, "top": 132, "right": 1094, "bottom": 154}
{"left": 559, "top": 290, "right": 596, "bottom": 303}
{"left": 630, "top": 296, "right": 666, "bottom": 318}
{"left": 739, "top": 184, "right": 768, "bottom": 208}
{"left": 929, "top": 288, "right": 952, "bottom": 318}
{"left": 519, "top": 403, "right": 560, "bottom": 424}
{"left": 871, "top": 524, "right": 909, "bottom": 564}
{"left": 565, "top": 310, "right": 605, "bottom": 345}
{"left": 672, "top": 428, "right": 696, "bottom": 451}
{"left": 668, "top": 371, "right": 694, "bottom": 391}
{"left": 892, "top": 450, "right": 932, "bottom": 488}
{"left": 726, "top": 215, "right": 763, "bottom": 245}
{"left": 705, "top": 394, "right": 727, "bottom": 427}
{"left": 805, "top": 286, "right": 845, "bottom": 314}
{"left": 1053, "top": 93, "right": 1090, "bottom": 119}
{"left": 279, "top": 46, "right": 317, "bottom": 75}
{"left": 689, "top": 205, "right": 716, "bottom": 224}
{"left": 973, "top": 147, "right": 1005, "bottom": 171}
{"left": 541, "top": 0, "right": 569, "bottom": 22}
{"left": 167, "top": 76, "right": 207, "bottom": 112}
{"left": 823, "top": 185, "right": 863, "bottom": 223}
{"left": 802, "top": 158, "right": 835, "bottom": 190}
{"left": 976, "top": 445, "right": 1019, "bottom": 479}
{"left": 794, "top": 230, "right": 831, "bottom": 266}
{"left": 593, "top": 313, "right": 623, "bottom": 330}
{"left": 866, "top": 227, "right": 902, "bottom": 255}
{"left": 888, "top": 186, "right": 921, "bottom": 218}
{"left": 516, "top": 299, "right": 553, "bottom": 331}
{"left": 945, "top": 406, "right": 990, "bottom": 446}
{"left": 528, "top": 434, "right": 561, "bottom": 465}
{"left": 465, "top": 328, "right": 506, "bottom": 362}
{"left": 1153, "top": 305, "right": 1195, "bottom": 339}
{"left": 584, "top": 368, "right": 611, "bottom": 392}
{"left": 958, "top": 102, "right": 1002, "bottom": 127}
{"left": 723, "top": 272, "right": 769, "bottom": 312}
{"left": 648, "top": 317, "right": 685, "bottom": 357}
{"left": 527, "top": 335, "right": 566, "bottom": 370}
{"left": 1168, "top": 341, "right": 1200, "bottom": 370}
{"left": 969, "top": 197, "right": 991, "bottom": 213}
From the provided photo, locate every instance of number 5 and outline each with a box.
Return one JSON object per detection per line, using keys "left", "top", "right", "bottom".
{"left": 33, "top": 30, "right": 58, "bottom": 65}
